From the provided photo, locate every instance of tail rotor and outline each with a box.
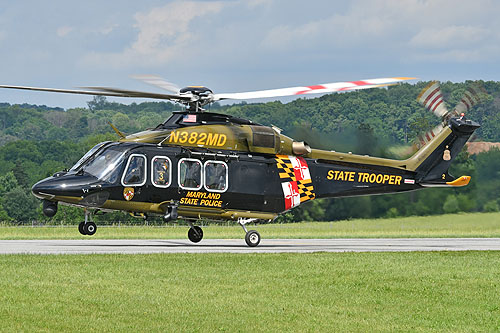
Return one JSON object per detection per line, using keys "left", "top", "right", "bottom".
{"left": 411, "top": 81, "right": 487, "bottom": 152}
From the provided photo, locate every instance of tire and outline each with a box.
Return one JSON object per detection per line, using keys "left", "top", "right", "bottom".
{"left": 78, "top": 222, "right": 87, "bottom": 235}
{"left": 245, "top": 230, "right": 261, "bottom": 247}
{"left": 188, "top": 226, "right": 203, "bottom": 243}
{"left": 84, "top": 222, "right": 97, "bottom": 236}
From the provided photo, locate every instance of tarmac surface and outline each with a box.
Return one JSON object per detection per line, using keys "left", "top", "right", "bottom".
{"left": 0, "top": 238, "right": 500, "bottom": 254}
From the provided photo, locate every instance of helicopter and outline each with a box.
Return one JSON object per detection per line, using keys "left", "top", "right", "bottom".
{"left": 0, "top": 76, "right": 481, "bottom": 246}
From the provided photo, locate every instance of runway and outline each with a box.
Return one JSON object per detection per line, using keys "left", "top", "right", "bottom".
{"left": 0, "top": 238, "right": 499, "bottom": 254}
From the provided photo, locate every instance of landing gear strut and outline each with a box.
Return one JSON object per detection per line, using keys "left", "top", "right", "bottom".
{"left": 187, "top": 221, "right": 203, "bottom": 243}
{"left": 79, "top": 209, "right": 97, "bottom": 236}
{"left": 238, "top": 218, "right": 261, "bottom": 247}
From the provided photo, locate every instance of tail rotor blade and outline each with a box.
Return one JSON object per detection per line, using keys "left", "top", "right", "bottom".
{"left": 416, "top": 123, "right": 445, "bottom": 149}
{"left": 454, "top": 83, "right": 488, "bottom": 115}
{"left": 417, "top": 81, "right": 449, "bottom": 118}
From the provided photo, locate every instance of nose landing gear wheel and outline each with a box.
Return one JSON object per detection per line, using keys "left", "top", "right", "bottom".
{"left": 188, "top": 226, "right": 203, "bottom": 243}
{"left": 245, "top": 230, "right": 261, "bottom": 247}
{"left": 78, "top": 222, "right": 86, "bottom": 235}
{"left": 83, "top": 222, "right": 97, "bottom": 236}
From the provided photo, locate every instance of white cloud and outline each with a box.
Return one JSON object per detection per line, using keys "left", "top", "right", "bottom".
{"left": 260, "top": 1, "right": 412, "bottom": 50}
{"left": 82, "top": 1, "right": 225, "bottom": 68}
{"left": 407, "top": 43, "right": 500, "bottom": 63}
{"left": 56, "top": 26, "right": 73, "bottom": 37}
{"left": 99, "top": 24, "right": 118, "bottom": 35}
{"left": 259, "top": 0, "right": 500, "bottom": 66}
{"left": 261, "top": 12, "right": 390, "bottom": 50}
{"left": 246, "top": 0, "right": 268, "bottom": 8}
{"left": 410, "top": 49, "right": 483, "bottom": 63}
{"left": 409, "top": 25, "right": 490, "bottom": 49}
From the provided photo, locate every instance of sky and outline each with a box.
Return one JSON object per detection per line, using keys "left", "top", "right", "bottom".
{"left": 0, "top": 0, "right": 499, "bottom": 109}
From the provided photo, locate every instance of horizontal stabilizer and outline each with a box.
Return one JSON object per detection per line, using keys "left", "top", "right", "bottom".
{"left": 421, "top": 175, "right": 471, "bottom": 188}
{"left": 446, "top": 175, "right": 471, "bottom": 187}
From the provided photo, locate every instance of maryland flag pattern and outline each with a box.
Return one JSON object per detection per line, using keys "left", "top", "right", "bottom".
{"left": 275, "top": 155, "right": 315, "bottom": 210}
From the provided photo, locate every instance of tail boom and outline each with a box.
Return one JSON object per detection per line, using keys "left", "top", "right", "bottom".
{"left": 306, "top": 116, "right": 479, "bottom": 200}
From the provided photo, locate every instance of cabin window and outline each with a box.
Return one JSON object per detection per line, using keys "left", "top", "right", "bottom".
{"left": 121, "top": 154, "right": 146, "bottom": 186}
{"left": 204, "top": 161, "right": 228, "bottom": 193}
{"left": 70, "top": 141, "right": 112, "bottom": 172}
{"left": 76, "top": 144, "right": 126, "bottom": 183}
{"left": 151, "top": 156, "right": 172, "bottom": 188}
{"left": 178, "top": 158, "right": 202, "bottom": 190}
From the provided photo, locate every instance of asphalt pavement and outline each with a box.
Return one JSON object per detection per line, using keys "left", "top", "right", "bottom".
{"left": 0, "top": 238, "right": 499, "bottom": 254}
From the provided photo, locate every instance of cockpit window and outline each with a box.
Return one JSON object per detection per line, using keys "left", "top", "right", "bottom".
{"left": 204, "top": 161, "right": 228, "bottom": 192}
{"left": 79, "top": 146, "right": 127, "bottom": 183}
{"left": 152, "top": 156, "right": 171, "bottom": 188}
{"left": 122, "top": 154, "right": 147, "bottom": 186}
{"left": 70, "top": 141, "right": 112, "bottom": 172}
{"left": 178, "top": 158, "right": 202, "bottom": 190}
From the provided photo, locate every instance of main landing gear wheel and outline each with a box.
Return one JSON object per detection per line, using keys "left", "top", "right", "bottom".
{"left": 83, "top": 222, "right": 97, "bottom": 236}
{"left": 188, "top": 226, "right": 203, "bottom": 243}
{"left": 245, "top": 230, "right": 261, "bottom": 247}
{"left": 238, "top": 218, "right": 261, "bottom": 247}
{"left": 78, "top": 222, "right": 86, "bottom": 235}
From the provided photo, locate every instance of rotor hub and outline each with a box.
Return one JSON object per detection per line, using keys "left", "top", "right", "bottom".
{"left": 180, "top": 86, "right": 213, "bottom": 96}
{"left": 180, "top": 86, "right": 214, "bottom": 112}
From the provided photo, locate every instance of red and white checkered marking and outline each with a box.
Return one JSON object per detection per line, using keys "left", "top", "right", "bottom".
{"left": 289, "top": 156, "right": 311, "bottom": 181}
{"left": 282, "top": 181, "right": 300, "bottom": 210}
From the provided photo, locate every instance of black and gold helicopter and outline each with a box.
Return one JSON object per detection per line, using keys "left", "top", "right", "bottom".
{"left": 0, "top": 77, "right": 482, "bottom": 246}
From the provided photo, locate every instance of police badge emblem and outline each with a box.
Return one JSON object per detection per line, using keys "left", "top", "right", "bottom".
{"left": 123, "top": 187, "right": 134, "bottom": 201}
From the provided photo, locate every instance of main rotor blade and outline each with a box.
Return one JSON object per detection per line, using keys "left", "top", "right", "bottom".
{"left": 81, "top": 86, "right": 192, "bottom": 101}
{"left": 0, "top": 84, "right": 126, "bottom": 98}
{"left": 213, "top": 77, "right": 415, "bottom": 101}
{"left": 131, "top": 75, "right": 181, "bottom": 93}
{"left": 0, "top": 84, "right": 192, "bottom": 102}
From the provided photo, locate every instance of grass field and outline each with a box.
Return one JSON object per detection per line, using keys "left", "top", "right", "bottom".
{"left": 0, "top": 252, "right": 499, "bottom": 332}
{"left": 1, "top": 212, "right": 500, "bottom": 239}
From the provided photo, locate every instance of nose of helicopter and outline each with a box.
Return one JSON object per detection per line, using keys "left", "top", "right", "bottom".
{"left": 31, "top": 178, "right": 59, "bottom": 199}
{"left": 32, "top": 173, "right": 97, "bottom": 199}
{"left": 32, "top": 174, "right": 109, "bottom": 210}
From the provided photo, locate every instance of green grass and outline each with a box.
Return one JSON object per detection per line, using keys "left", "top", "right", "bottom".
{"left": 0, "top": 252, "right": 499, "bottom": 332}
{"left": 1, "top": 212, "right": 500, "bottom": 239}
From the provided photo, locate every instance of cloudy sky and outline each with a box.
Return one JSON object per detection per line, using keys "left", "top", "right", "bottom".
{"left": 0, "top": 0, "right": 499, "bottom": 108}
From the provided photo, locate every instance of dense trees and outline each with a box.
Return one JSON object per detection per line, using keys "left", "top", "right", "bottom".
{"left": 0, "top": 81, "right": 499, "bottom": 224}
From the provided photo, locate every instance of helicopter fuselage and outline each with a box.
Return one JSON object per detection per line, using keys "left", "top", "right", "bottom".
{"left": 32, "top": 140, "right": 420, "bottom": 222}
